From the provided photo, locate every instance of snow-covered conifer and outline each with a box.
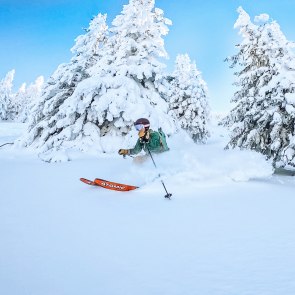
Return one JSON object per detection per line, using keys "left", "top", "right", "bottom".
{"left": 0, "top": 70, "right": 15, "bottom": 120}
{"left": 71, "top": 0, "right": 177, "bottom": 150}
{"left": 13, "top": 83, "right": 27, "bottom": 120}
{"left": 19, "top": 1, "right": 176, "bottom": 161}
{"left": 63, "top": 0, "right": 177, "bottom": 152}
{"left": 168, "top": 54, "right": 210, "bottom": 143}
{"left": 101, "top": 0, "right": 171, "bottom": 78}
{"left": 18, "top": 76, "right": 44, "bottom": 122}
{"left": 71, "top": 14, "right": 109, "bottom": 69}
{"left": 19, "top": 14, "right": 109, "bottom": 158}
{"left": 223, "top": 7, "right": 295, "bottom": 167}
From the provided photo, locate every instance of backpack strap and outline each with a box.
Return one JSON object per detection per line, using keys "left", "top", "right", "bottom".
{"left": 158, "top": 128, "right": 164, "bottom": 150}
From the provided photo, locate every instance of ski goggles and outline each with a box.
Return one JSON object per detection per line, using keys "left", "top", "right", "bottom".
{"left": 134, "top": 124, "right": 145, "bottom": 131}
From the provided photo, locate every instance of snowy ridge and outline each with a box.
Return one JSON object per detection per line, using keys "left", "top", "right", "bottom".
{"left": 133, "top": 129, "right": 273, "bottom": 187}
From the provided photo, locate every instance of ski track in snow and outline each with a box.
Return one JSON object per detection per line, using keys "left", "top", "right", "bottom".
{"left": 1, "top": 122, "right": 295, "bottom": 295}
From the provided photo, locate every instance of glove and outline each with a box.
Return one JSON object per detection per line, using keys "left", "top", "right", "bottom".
{"left": 118, "top": 149, "right": 129, "bottom": 156}
{"left": 138, "top": 128, "right": 146, "bottom": 138}
{"left": 139, "top": 128, "right": 149, "bottom": 143}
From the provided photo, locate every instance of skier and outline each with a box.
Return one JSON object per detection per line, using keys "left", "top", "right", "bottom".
{"left": 118, "top": 118, "right": 169, "bottom": 159}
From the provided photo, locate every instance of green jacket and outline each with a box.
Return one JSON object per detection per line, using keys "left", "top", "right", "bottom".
{"left": 129, "top": 129, "right": 169, "bottom": 155}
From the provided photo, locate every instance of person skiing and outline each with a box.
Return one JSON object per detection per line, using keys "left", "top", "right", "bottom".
{"left": 118, "top": 118, "right": 169, "bottom": 157}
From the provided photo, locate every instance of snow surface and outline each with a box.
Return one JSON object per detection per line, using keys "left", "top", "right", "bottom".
{"left": 1, "top": 122, "right": 295, "bottom": 295}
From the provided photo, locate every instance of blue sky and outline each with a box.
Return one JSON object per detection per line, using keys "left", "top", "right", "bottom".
{"left": 1, "top": 0, "right": 295, "bottom": 111}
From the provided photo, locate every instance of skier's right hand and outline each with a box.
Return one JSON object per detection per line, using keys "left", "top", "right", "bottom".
{"left": 139, "top": 128, "right": 149, "bottom": 143}
{"left": 138, "top": 128, "right": 146, "bottom": 138}
{"left": 118, "top": 149, "right": 129, "bottom": 156}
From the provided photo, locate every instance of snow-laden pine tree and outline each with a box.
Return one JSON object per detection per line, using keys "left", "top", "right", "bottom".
{"left": 167, "top": 54, "right": 210, "bottom": 143}
{"left": 19, "top": 1, "right": 176, "bottom": 161}
{"left": 83, "top": 0, "right": 177, "bottom": 136}
{"left": 18, "top": 14, "right": 108, "bottom": 158}
{"left": 61, "top": 0, "right": 177, "bottom": 153}
{"left": 79, "top": 0, "right": 177, "bottom": 144}
{"left": 17, "top": 76, "right": 44, "bottom": 123}
{"left": 0, "top": 70, "right": 15, "bottom": 120}
{"left": 13, "top": 83, "right": 27, "bottom": 120}
{"left": 223, "top": 7, "right": 295, "bottom": 167}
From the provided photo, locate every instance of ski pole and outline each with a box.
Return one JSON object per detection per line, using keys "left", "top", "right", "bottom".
{"left": 146, "top": 146, "right": 172, "bottom": 199}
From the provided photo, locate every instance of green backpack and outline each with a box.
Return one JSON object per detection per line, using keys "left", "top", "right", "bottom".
{"left": 157, "top": 128, "right": 169, "bottom": 152}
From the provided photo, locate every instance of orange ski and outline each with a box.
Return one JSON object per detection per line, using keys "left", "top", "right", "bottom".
{"left": 80, "top": 178, "right": 97, "bottom": 186}
{"left": 94, "top": 178, "right": 139, "bottom": 192}
{"left": 80, "top": 177, "right": 138, "bottom": 192}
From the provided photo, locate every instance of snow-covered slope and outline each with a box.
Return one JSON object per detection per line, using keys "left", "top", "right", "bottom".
{"left": 1, "top": 122, "right": 295, "bottom": 295}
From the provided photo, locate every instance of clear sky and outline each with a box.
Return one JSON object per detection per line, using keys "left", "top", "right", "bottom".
{"left": 1, "top": 0, "right": 295, "bottom": 111}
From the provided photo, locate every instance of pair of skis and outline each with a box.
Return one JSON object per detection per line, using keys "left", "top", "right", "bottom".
{"left": 80, "top": 178, "right": 138, "bottom": 192}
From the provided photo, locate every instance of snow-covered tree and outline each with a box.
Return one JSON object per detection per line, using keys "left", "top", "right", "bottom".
{"left": 223, "top": 7, "right": 295, "bottom": 167}
{"left": 99, "top": 0, "right": 170, "bottom": 78}
{"left": 71, "top": 13, "right": 109, "bottom": 70}
{"left": 80, "top": 0, "right": 176, "bottom": 139}
{"left": 18, "top": 13, "right": 109, "bottom": 158}
{"left": 12, "top": 83, "right": 27, "bottom": 120}
{"left": 19, "top": 1, "right": 177, "bottom": 161}
{"left": 167, "top": 54, "right": 210, "bottom": 143}
{"left": 17, "top": 76, "right": 44, "bottom": 123}
{"left": 0, "top": 70, "right": 15, "bottom": 120}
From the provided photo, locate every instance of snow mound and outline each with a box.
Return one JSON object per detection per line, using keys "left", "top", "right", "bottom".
{"left": 2, "top": 123, "right": 273, "bottom": 188}
{"left": 121, "top": 131, "right": 274, "bottom": 189}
